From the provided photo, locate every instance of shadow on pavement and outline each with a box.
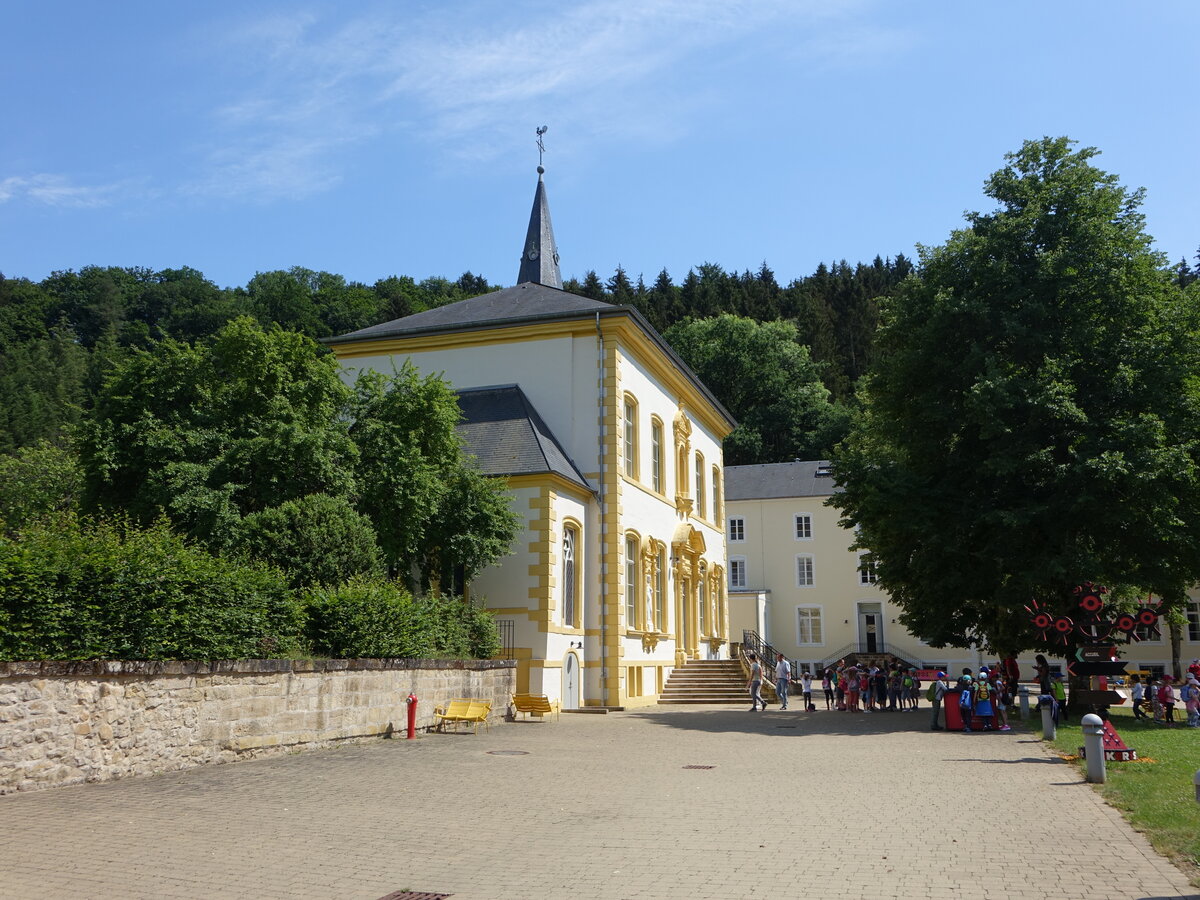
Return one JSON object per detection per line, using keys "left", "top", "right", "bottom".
{"left": 627, "top": 705, "right": 1036, "bottom": 739}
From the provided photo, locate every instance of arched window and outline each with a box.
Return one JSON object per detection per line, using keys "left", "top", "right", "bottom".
{"left": 650, "top": 417, "right": 664, "bottom": 493}
{"left": 624, "top": 533, "right": 640, "bottom": 629}
{"left": 711, "top": 465, "right": 721, "bottom": 522}
{"left": 695, "top": 453, "right": 706, "bottom": 519}
{"left": 563, "top": 524, "right": 579, "bottom": 627}
{"left": 623, "top": 395, "right": 639, "bottom": 479}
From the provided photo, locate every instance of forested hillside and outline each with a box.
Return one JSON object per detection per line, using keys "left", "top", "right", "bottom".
{"left": 0, "top": 256, "right": 913, "bottom": 455}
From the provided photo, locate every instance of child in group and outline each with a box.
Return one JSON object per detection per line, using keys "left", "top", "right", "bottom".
{"left": 1130, "top": 674, "right": 1147, "bottom": 719}
{"left": 989, "top": 669, "right": 1011, "bottom": 731}
{"left": 1050, "top": 672, "right": 1068, "bottom": 723}
{"left": 859, "top": 669, "right": 872, "bottom": 712}
{"left": 801, "top": 671, "right": 814, "bottom": 711}
{"left": 1150, "top": 676, "right": 1164, "bottom": 723}
{"left": 974, "top": 667, "right": 996, "bottom": 730}
{"left": 957, "top": 671, "right": 974, "bottom": 732}
{"left": 888, "top": 666, "right": 903, "bottom": 711}
{"left": 822, "top": 669, "right": 834, "bottom": 710}
{"left": 874, "top": 667, "right": 888, "bottom": 712}
{"left": 845, "top": 665, "right": 860, "bottom": 712}
{"left": 909, "top": 669, "right": 922, "bottom": 710}
{"left": 1158, "top": 675, "right": 1176, "bottom": 727}
{"left": 1183, "top": 675, "right": 1200, "bottom": 728}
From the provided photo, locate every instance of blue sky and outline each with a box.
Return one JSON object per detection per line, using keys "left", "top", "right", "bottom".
{"left": 2, "top": 1, "right": 1198, "bottom": 290}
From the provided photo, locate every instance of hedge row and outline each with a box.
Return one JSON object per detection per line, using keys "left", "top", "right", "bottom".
{"left": 0, "top": 518, "right": 499, "bottom": 662}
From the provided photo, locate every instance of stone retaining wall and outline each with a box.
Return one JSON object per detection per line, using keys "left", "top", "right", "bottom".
{"left": 0, "top": 658, "right": 515, "bottom": 794}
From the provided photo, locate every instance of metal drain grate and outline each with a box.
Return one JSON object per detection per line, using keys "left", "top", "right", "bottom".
{"left": 682, "top": 765, "right": 715, "bottom": 769}
{"left": 487, "top": 750, "right": 529, "bottom": 756}
{"left": 774, "top": 725, "right": 798, "bottom": 729}
{"left": 378, "top": 893, "right": 453, "bottom": 900}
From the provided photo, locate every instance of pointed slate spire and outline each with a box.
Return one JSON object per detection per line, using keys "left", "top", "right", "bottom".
{"left": 517, "top": 165, "right": 562, "bottom": 288}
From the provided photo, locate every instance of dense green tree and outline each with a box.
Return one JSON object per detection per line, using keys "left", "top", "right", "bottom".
{"left": 579, "top": 270, "right": 607, "bottom": 302}
{"left": 831, "top": 137, "right": 1200, "bottom": 657}
{"left": 350, "top": 365, "right": 519, "bottom": 591}
{"left": 80, "top": 317, "right": 357, "bottom": 545}
{"left": 0, "top": 322, "right": 91, "bottom": 453}
{"left": 663, "top": 315, "right": 850, "bottom": 465}
{"left": 607, "top": 265, "right": 634, "bottom": 307}
{"left": 0, "top": 440, "right": 82, "bottom": 535}
{"left": 233, "top": 493, "right": 382, "bottom": 588}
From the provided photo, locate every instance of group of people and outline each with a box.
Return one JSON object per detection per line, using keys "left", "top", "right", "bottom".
{"left": 812, "top": 660, "right": 925, "bottom": 713}
{"left": 926, "top": 666, "right": 1013, "bottom": 732}
{"left": 1131, "top": 661, "right": 1200, "bottom": 728}
{"left": 746, "top": 653, "right": 1200, "bottom": 730}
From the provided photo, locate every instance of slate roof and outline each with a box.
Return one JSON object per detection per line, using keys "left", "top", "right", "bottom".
{"left": 455, "top": 384, "right": 593, "bottom": 493}
{"left": 325, "top": 283, "right": 737, "bottom": 430}
{"left": 516, "top": 171, "right": 562, "bottom": 288}
{"left": 326, "top": 282, "right": 611, "bottom": 343}
{"left": 723, "top": 460, "right": 840, "bottom": 501}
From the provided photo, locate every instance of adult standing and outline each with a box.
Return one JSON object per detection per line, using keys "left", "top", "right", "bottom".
{"left": 747, "top": 653, "right": 765, "bottom": 712}
{"left": 1034, "top": 654, "right": 1052, "bottom": 695}
{"left": 929, "top": 671, "right": 949, "bottom": 730}
{"left": 774, "top": 653, "right": 792, "bottom": 710}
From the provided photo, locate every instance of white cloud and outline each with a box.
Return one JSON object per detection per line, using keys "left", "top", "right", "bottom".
{"left": 0, "top": 174, "right": 127, "bottom": 208}
{"left": 187, "top": 0, "right": 897, "bottom": 198}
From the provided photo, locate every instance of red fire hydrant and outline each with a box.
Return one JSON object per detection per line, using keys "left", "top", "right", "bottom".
{"left": 405, "top": 693, "right": 418, "bottom": 740}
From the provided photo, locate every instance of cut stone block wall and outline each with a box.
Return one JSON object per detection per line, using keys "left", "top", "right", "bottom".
{"left": 0, "top": 658, "right": 515, "bottom": 794}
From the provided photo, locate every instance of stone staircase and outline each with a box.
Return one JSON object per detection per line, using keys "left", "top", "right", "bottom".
{"left": 658, "top": 659, "right": 749, "bottom": 705}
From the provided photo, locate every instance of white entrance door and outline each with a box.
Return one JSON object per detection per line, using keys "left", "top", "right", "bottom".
{"left": 562, "top": 652, "right": 580, "bottom": 709}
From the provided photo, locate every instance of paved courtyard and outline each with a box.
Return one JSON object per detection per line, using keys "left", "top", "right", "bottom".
{"left": 1, "top": 704, "right": 1196, "bottom": 900}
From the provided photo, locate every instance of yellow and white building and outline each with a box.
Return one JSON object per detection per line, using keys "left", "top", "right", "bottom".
{"left": 725, "top": 460, "right": 1200, "bottom": 681}
{"left": 325, "top": 169, "right": 736, "bottom": 708}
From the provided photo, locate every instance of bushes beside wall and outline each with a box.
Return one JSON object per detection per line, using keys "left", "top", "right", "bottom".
{"left": 0, "top": 518, "right": 500, "bottom": 662}
{"left": 305, "top": 579, "right": 500, "bottom": 660}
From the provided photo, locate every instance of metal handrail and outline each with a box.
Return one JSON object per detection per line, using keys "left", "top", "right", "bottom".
{"left": 816, "top": 640, "right": 932, "bottom": 672}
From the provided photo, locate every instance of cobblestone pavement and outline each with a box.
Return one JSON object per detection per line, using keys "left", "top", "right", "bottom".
{"left": 2, "top": 705, "right": 1196, "bottom": 900}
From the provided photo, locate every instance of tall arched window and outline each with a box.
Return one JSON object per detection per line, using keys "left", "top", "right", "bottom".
{"left": 563, "top": 524, "right": 579, "bottom": 627}
{"left": 650, "top": 418, "right": 664, "bottom": 493}
{"left": 711, "top": 465, "right": 721, "bottom": 522}
{"left": 623, "top": 395, "right": 639, "bottom": 479}
{"left": 695, "top": 453, "right": 706, "bottom": 518}
{"left": 624, "top": 534, "right": 640, "bottom": 629}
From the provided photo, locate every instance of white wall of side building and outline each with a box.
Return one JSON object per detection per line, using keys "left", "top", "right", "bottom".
{"left": 727, "top": 466, "right": 1200, "bottom": 682}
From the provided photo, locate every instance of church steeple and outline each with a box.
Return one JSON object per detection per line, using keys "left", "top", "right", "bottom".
{"left": 517, "top": 128, "right": 562, "bottom": 288}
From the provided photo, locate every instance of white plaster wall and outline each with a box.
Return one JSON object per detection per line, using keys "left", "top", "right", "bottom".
{"left": 472, "top": 484, "right": 536, "bottom": 613}
{"left": 340, "top": 334, "right": 603, "bottom": 472}
{"left": 728, "top": 492, "right": 970, "bottom": 667}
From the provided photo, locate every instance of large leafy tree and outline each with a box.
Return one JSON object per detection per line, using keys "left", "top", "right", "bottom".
{"left": 832, "top": 137, "right": 1200, "bottom": 657}
{"left": 664, "top": 314, "right": 850, "bottom": 465}
{"left": 350, "top": 364, "right": 520, "bottom": 592}
{"left": 80, "top": 317, "right": 358, "bottom": 546}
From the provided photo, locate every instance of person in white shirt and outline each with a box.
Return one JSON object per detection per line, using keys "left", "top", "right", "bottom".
{"left": 1130, "top": 674, "right": 1146, "bottom": 719}
{"left": 774, "top": 653, "right": 792, "bottom": 710}
{"left": 801, "top": 672, "right": 813, "bottom": 710}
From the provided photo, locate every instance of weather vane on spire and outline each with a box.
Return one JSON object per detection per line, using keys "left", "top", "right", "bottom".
{"left": 536, "top": 125, "right": 548, "bottom": 171}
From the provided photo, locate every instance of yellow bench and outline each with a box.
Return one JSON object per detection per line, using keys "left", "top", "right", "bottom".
{"left": 434, "top": 698, "right": 492, "bottom": 734}
{"left": 511, "top": 693, "right": 559, "bottom": 722}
